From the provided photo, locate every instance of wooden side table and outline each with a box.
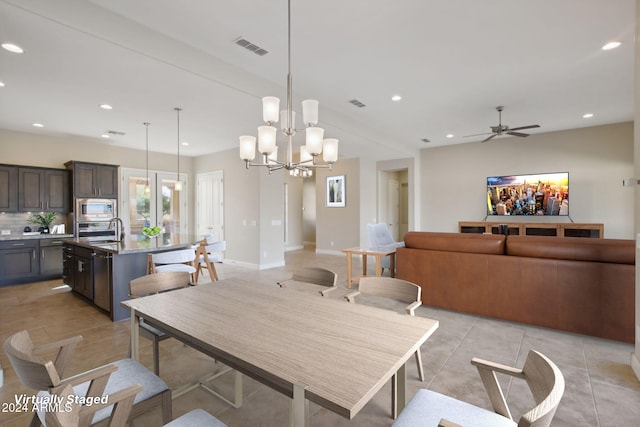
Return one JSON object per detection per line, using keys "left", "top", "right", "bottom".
{"left": 341, "top": 246, "right": 396, "bottom": 288}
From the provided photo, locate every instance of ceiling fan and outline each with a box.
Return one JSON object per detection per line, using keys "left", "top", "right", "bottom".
{"left": 465, "top": 106, "right": 540, "bottom": 143}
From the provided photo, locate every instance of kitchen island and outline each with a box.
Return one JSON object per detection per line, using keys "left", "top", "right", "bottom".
{"left": 63, "top": 234, "right": 202, "bottom": 321}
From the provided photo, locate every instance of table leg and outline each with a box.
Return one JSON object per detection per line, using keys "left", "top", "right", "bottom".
{"left": 346, "top": 253, "right": 353, "bottom": 288}
{"left": 391, "top": 363, "right": 407, "bottom": 419}
{"left": 389, "top": 253, "right": 396, "bottom": 278}
{"left": 362, "top": 254, "right": 368, "bottom": 276}
{"left": 130, "top": 306, "right": 139, "bottom": 361}
{"left": 374, "top": 255, "right": 383, "bottom": 277}
{"left": 290, "top": 381, "right": 309, "bottom": 427}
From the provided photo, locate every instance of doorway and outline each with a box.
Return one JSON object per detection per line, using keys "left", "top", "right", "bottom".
{"left": 196, "top": 171, "right": 224, "bottom": 240}
{"left": 378, "top": 169, "right": 409, "bottom": 241}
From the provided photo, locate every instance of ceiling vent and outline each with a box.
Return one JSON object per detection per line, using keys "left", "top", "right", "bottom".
{"left": 234, "top": 37, "right": 269, "bottom": 56}
{"left": 105, "top": 130, "right": 125, "bottom": 136}
{"left": 421, "top": 138, "right": 431, "bottom": 143}
{"left": 348, "top": 99, "right": 366, "bottom": 108}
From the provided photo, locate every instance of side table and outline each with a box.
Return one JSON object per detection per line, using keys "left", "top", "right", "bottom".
{"left": 341, "top": 246, "right": 396, "bottom": 288}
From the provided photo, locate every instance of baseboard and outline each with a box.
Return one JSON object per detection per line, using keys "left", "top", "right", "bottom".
{"left": 285, "top": 245, "right": 304, "bottom": 252}
{"left": 315, "top": 248, "right": 344, "bottom": 256}
{"left": 222, "top": 259, "right": 259, "bottom": 269}
{"left": 258, "top": 260, "right": 286, "bottom": 270}
{"left": 631, "top": 351, "right": 640, "bottom": 381}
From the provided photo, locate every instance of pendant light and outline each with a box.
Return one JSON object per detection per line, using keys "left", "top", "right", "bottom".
{"left": 144, "top": 122, "right": 151, "bottom": 194}
{"left": 174, "top": 107, "right": 183, "bottom": 192}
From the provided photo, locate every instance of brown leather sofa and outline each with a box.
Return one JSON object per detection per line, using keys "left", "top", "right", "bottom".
{"left": 396, "top": 232, "right": 635, "bottom": 342}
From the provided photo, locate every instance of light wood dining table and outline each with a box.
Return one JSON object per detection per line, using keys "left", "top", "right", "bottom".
{"left": 122, "top": 278, "right": 438, "bottom": 426}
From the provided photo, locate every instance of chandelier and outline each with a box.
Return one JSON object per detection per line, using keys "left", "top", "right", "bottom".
{"left": 238, "top": 0, "right": 338, "bottom": 177}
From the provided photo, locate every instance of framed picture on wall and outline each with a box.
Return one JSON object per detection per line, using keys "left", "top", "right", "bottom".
{"left": 326, "top": 175, "right": 346, "bottom": 207}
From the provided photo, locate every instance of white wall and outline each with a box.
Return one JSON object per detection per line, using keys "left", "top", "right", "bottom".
{"left": 420, "top": 122, "right": 634, "bottom": 239}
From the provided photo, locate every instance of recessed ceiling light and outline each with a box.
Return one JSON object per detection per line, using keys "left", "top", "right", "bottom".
{"left": 181, "top": 141, "right": 189, "bottom": 146}
{"left": 100, "top": 104, "right": 113, "bottom": 110}
{"left": 2, "top": 43, "right": 24, "bottom": 54}
{"left": 32, "top": 123, "right": 44, "bottom": 128}
{"left": 0, "top": 81, "right": 5, "bottom": 87}
{"left": 446, "top": 134, "right": 454, "bottom": 138}
{"left": 582, "top": 113, "right": 594, "bottom": 119}
{"left": 602, "top": 41, "right": 621, "bottom": 51}
{"left": 391, "top": 95, "right": 402, "bottom": 102}
{"left": 101, "top": 134, "right": 110, "bottom": 139}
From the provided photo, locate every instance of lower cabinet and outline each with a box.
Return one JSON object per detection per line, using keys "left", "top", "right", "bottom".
{"left": 63, "top": 243, "right": 112, "bottom": 313}
{"left": 0, "top": 240, "right": 39, "bottom": 285}
{"left": 40, "top": 239, "right": 64, "bottom": 278}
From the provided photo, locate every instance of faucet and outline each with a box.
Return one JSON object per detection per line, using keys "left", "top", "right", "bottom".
{"left": 108, "top": 217, "right": 125, "bottom": 241}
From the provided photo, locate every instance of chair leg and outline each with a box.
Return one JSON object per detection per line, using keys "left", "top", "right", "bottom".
{"left": 415, "top": 349, "right": 425, "bottom": 381}
{"left": 29, "top": 413, "right": 41, "bottom": 427}
{"left": 161, "top": 389, "right": 173, "bottom": 424}
{"left": 153, "top": 338, "right": 160, "bottom": 376}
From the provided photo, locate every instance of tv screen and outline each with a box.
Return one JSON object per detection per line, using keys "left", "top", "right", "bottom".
{"left": 487, "top": 172, "right": 569, "bottom": 216}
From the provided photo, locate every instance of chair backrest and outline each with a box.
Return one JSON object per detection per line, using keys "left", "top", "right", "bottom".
{"left": 291, "top": 267, "right": 337, "bottom": 288}
{"left": 3, "top": 330, "right": 60, "bottom": 390}
{"left": 129, "top": 271, "right": 190, "bottom": 297}
{"left": 367, "top": 223, "right": 396, "bottom": 247}
{"left": 518, "top": 351, "right": 565, "bottom": 427}
{"left": 205, "top": 240, "right": 226, "bottom": 253}
{"left": 358, "top": 277, "right": 421, "bottom": 305}
{"left": 151, "top": 248, "right": 196, "bottom": 265}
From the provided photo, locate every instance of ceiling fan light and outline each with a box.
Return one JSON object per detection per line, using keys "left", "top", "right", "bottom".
{"left": 602, "top": 41, "right": 621, "bottom": 50}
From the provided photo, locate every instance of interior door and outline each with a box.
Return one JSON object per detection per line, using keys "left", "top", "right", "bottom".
{"left": 387, "top": 179, "right": 400, "bottom": 240}
{"left": 196, "top": 171, "right": 224, "bottom": 240}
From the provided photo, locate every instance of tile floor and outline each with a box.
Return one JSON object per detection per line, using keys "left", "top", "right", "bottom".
{"left": 1, "top": 248, "right": 639, "bottom": 426}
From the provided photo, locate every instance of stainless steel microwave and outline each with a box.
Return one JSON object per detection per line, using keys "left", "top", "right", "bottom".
{"left": 75, "top": 198, "right": 116, "bottom": 222}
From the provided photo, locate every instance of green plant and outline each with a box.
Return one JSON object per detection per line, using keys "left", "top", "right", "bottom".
{"left": 27, "top": 211, "right": 56, "bottom": 228}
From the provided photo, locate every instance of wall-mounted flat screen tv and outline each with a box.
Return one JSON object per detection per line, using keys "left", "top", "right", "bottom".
{"left": 487, "top": 172, "right": 569, "bottom": 216}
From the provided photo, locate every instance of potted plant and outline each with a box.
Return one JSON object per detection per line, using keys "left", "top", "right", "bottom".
{"left": 27, "top": 211, "right": 56, "bottom": 234}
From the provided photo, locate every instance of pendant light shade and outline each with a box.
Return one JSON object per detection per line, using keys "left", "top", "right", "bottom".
{"left": 258, "top": 125, "right": 277, "bottom": 155}
{"left": 322, "top": 138, "right": 339, "bottom": 163}
{"left": 305, "top": 127, "right": 324, "bottom": 155}
{"left": 302, "top": 99, "right": 319, "bottom": 125}
{"left": 239, "top": 135, "right": 257, "bottom": 161}
{"left": 262, "top": 96, "right": 280, "bottom": 123}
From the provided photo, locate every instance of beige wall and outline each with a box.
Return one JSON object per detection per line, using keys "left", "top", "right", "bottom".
{"left": 632, "top": 0, "right": 639, "bottom": 381}
{"left": 420, "top": 122, "right": 634, "bottom": 239}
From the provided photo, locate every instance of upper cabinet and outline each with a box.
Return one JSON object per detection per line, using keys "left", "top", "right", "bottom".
{"left": 66, "top": 161, "right": 119, "bottom": 199}
{"left": 18, "top": 167, "right": 70, "bottom": 213}
{"left": 0, "top": 165, "right": 19, "bottom": 212}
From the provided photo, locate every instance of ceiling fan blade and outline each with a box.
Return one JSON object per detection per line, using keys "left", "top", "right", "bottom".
{"left": 509, "top": 124, "right": 540, "bottom": 131}
{"left": 481, "top": 134, "right": 497, "bottom": 143}
{"left": 506, "top": 131, "right": 530, "bottom": 137}
{"left": 463, "top": 132, "right": 492, "bottom": 138}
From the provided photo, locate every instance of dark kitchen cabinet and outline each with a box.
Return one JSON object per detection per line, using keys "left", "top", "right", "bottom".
{"left": 92, "top": 250, "right": 112, "bottom": 312}
{"left": 0, "top": 240, "right": 39, "bottom": 285}
{"left": 40, "top": 239, "right": 64, "bottom": 277}
{"left": 0, "top": 165, "right": 18, "bottom": 212}
{"left": 73, "top": 246, "right": 94, "bottom": 300}
{"left": 62, "top": 243, "right": 111, "bottom": 313}
{"left": 18, "top": 167, "right": 70, "bottom": 213}
{"left": 66, "top": 161, "right": 119, "bottom": 199}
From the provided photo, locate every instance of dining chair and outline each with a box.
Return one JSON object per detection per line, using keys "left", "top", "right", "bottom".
{"left": 277, "top": 267, "right": 338, "bottom": 296}
{"left": 129, "top": 271, "right": 191, "bottom": 375}
{"left": 147, "top": 248, "right": 197, "bottom": 282}
{"left": 392, "top": 350, "right": 565, "bottom": 427}
{"left": 46, "top": 383, "right": 227, "bottom": 427}
{"left": 194, "top": 236, "right": 226, "bottom": 282}
{"left": 344, "top": 277, "right": 424, "bottom": 381}
{"left": 3, "top": 329, "right": 172, "bottom": 427}
{"left": 367, "top": 223, "right": 405, "bottom": 274}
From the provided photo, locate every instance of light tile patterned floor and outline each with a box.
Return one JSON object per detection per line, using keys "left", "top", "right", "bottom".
{"left": 1, "top": 248, "right": 639, "bottom": 426}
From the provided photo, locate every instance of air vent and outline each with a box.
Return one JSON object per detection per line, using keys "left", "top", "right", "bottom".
{"left": 105, "top": 130, "right": 125, "bottom": 136}
{"left": 348, "top": 99, "right": 366, "bottom": 108}
{"left": 234, "top": 37, "right": 269, "bottom": 56}
{"left": 421, "top": 138, "right": 431, "bottom": 143}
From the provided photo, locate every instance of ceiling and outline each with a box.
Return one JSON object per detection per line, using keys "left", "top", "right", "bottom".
{"left": 0, "top": 0, "right": 635, "bottom": 160}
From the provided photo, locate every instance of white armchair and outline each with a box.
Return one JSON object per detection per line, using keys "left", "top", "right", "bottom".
{"left": 367, "top": 223, "right": 404, "bottom": 272}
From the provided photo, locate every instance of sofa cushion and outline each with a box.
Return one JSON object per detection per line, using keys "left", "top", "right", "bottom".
{"left": 404, "top": 232, "right": 505, "bottom": 255}
{"left": 506, "top": 235, "right": 635, "bottom": 265}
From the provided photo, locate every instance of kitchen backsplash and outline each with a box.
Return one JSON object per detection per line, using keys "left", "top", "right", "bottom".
{"left": 0, "top": 212, "right": 71, "bottom": 236}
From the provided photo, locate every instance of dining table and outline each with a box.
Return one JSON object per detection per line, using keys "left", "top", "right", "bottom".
{"left": 121, "top": 277, "right": 439, "bottom": 426}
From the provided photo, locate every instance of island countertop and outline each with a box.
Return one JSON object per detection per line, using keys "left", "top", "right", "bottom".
{"left": 65, "top": 233, "right": 203, "bottom": 254}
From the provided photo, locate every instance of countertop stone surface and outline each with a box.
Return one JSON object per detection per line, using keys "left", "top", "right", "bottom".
{"left": 0, "top": 233, "right": 74, "bottom": 241}
{"left": 64, "top": 233, "right": 202, "bottom": 255}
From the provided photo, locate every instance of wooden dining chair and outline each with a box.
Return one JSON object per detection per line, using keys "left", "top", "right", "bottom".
{"left": 147, "top": 248, "right": 197, "bottom": 282}
{"left": 194, "top": 238, "right": 226, "bottom": 282}
{"left": 3, "top": 330, "right": 172, "bottom": 427}
{"left": 277, "top": 267, "right": 338, "bottom": 296}
{"left": 392, "top": 350, "right": 565, "bottom": 427}
{"left": 344, "top": 277, "right": 424, "bottom": 381}
{"left": 129, "top": 271, "right": 191, "bottom": 375}
{"left": 46, "top": 383, "right": 227, "bottom": 427}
